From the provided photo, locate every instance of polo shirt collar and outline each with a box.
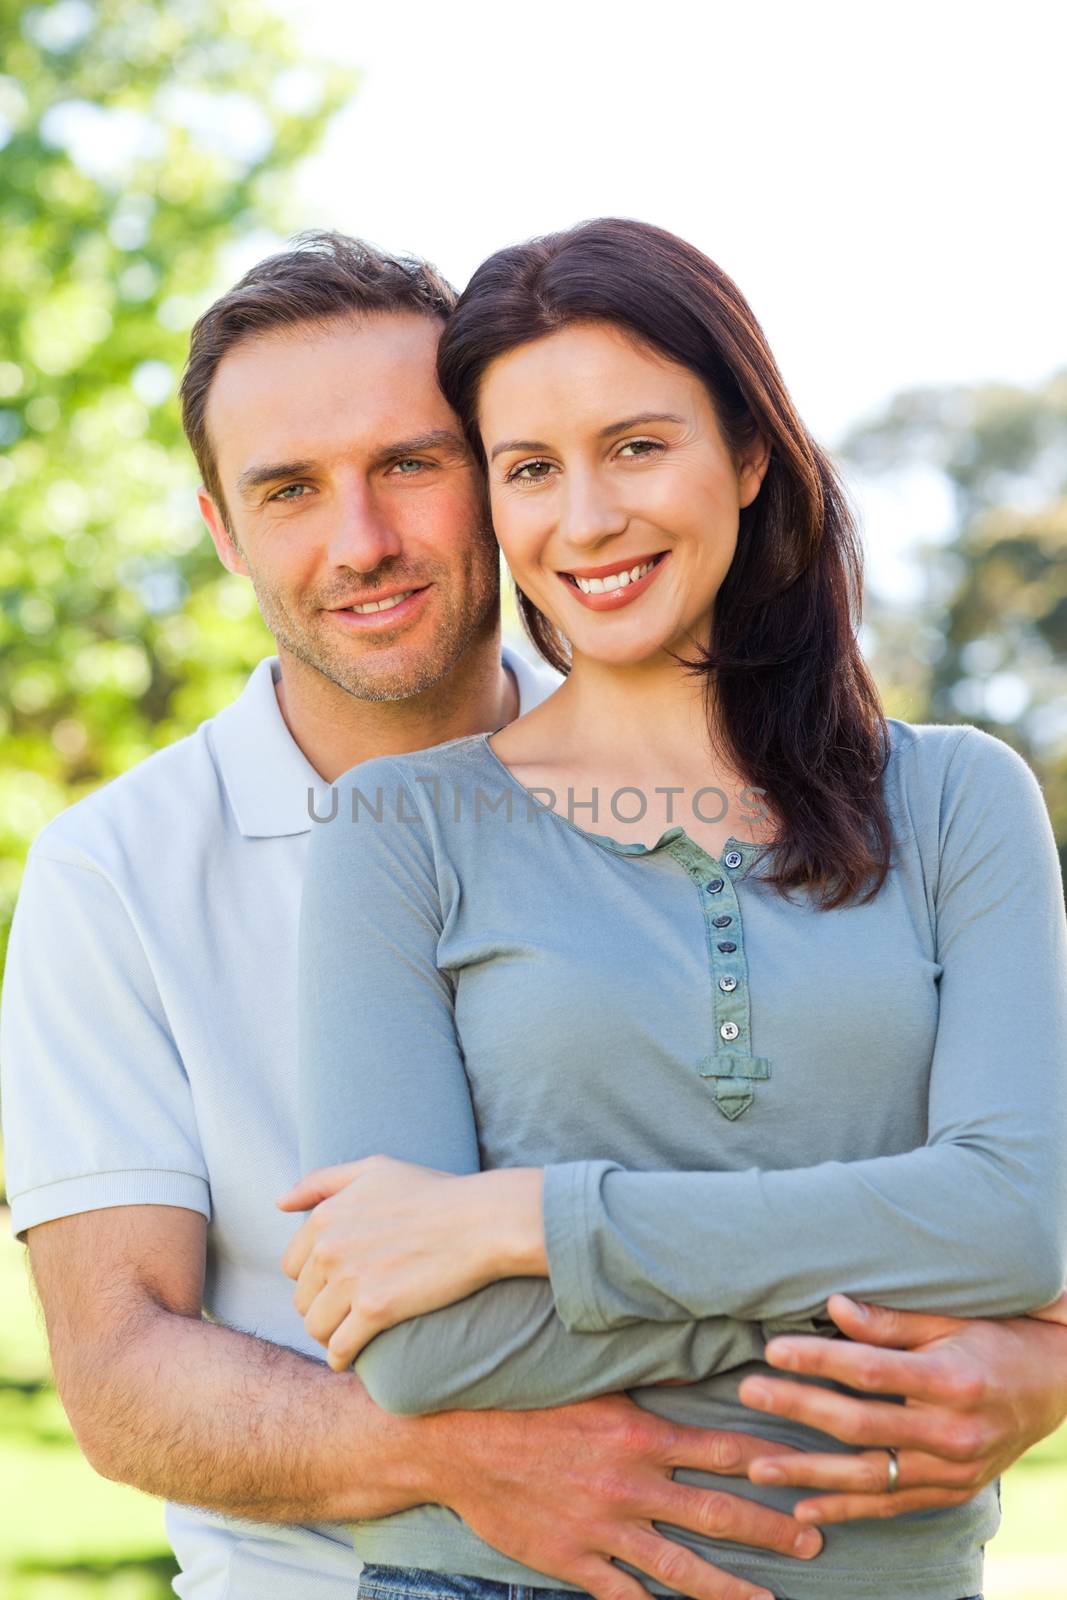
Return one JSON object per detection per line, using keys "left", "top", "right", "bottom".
{"left": 209, "top": 647, "right": 547, "bottom": 840}
{"left": 209, "top": 658, "right": 326, "bottom": 839}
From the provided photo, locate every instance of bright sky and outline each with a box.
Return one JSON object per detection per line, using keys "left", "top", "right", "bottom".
{"left": 273, "top": 0, "right": 1065, "bottom": 599}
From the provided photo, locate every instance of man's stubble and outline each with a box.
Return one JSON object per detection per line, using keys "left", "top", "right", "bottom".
{"left": 242, "top": 529, "right": 503, "bottom": 705}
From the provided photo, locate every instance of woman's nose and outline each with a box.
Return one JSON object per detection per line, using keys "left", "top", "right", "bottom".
{"left": 557, "top": 473, "right": 629, "bottom": 548}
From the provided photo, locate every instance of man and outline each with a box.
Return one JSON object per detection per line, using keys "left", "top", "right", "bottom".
{"left": 3, "top": 232, "right": 1065, "bottom": 1600}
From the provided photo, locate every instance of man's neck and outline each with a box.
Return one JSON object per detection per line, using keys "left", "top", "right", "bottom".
{"left": 272, "top": 634, "right": 520, "bottom": 782}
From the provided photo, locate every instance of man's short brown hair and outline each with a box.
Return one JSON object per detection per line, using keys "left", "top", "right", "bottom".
{"left": 179, "top": 230, "right": 457, "bottom": 525}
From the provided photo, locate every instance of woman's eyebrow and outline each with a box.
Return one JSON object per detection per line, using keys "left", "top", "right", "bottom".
{"left": 597, "top": 411, "right": 685, "bottom": 438}
{"left": 490, "top": 413, "right": 685, "bottom": 462}
{"left": 490, "top": 437, "right": 550, "bottom": 462}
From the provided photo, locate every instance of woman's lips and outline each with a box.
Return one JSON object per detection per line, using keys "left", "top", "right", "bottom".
{"left": 557, "top": 552, "right": 671, "bottom": 612}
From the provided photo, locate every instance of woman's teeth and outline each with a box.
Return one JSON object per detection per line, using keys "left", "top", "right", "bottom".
{"left": 348, "top": 590, "right": 415, "bottom": 614}
{"left": 572, "top": 558, "right": 657, "bottom": 595}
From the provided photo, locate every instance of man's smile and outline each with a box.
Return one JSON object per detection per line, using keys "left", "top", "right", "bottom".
{"left": 323, "top": 584, "right": 432, "bottom": 631}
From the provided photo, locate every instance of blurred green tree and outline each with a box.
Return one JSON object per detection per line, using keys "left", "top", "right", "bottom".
{"left": 843, "top": 371, "right": 1067, "bottom": 879}
{"left": 0, "top": 0, "right": 351, "bottom": 959}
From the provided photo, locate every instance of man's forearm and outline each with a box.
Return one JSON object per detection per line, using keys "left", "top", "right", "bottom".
{"left": 78, "top": 1305, "right": 432, "bottom": 1523}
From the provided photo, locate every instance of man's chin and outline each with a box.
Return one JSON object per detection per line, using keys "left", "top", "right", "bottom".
{"left": 281, "top": 630, "right": 454, "bottom": 705}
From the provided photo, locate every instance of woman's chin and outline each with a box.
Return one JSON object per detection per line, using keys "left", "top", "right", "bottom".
{"left": 546, "top": 608, "right": 712, "bottom": 671}
{"left": 562, "top": 629, "right": 689, "bottom": 670}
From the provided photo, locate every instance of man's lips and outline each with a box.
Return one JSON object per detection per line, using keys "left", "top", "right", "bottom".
{"left": 326, "top": 584, "right": 429, "bottom": 610}
{"left": 322, "top": 585, "right": 431, "bottom": 630}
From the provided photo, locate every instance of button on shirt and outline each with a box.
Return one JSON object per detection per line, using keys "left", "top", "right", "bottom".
{"left": 0, "top": 648, "right": 565, "bottom": 1600}
{"left": 296, "top": 721, "right": 1067, "bottom": 1600}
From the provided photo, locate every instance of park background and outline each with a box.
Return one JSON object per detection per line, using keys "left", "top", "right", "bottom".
{"left": 1, "top": 0, "right": 1065, "bottom": 1594}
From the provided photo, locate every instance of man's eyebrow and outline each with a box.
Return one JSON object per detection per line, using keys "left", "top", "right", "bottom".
{"left": 235, "top": 432, "right": 468, "bottom": 497}
{"left": 489, "top": 413, "right": 685, "bottom": 463}
{"left": 237, "top": 460, "right": 316, "bottom": 496}
{"left": 374, "top": 429, "right": 469, "bottom": 463}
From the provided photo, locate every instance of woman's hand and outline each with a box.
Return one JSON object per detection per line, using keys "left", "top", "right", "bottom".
{"left": 277, "top": 1157, "right": 546, "bottom": 1371}
{"left": 739, "top": 1292, "right": 1067, "bottom": 1522}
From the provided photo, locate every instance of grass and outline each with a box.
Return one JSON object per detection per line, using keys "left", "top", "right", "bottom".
{"left": 2, "top": 1215, "right": 1065, "bottom": 1597}
{"left": 0, "top": 1227, "right": 175, "bottom": 1598}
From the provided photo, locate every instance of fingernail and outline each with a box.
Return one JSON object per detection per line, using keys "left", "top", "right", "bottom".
{"left": 846, "top": 1296, "right": 868, "bottom": 1318}
{"left": 754, "top": 1463, "right": 785, "bottom": 1483}
{"left": 795, "top": 1530, "right": 822, "bottom": 1557}
{"left": 743, "top": 1380, "right": 772, "bottom": 1407}
{"left": 767, "top": 1341, "right": 799, "bottom": 1369}
{"left": 716, "top": 1437, "right": 742, "bottom": 1470}
{"left": 796, "top": 1505, "right": 823, "bottom": 1524}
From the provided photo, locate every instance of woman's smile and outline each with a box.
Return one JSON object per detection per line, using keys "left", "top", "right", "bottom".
{"left": 557, "top": 550, "right": 671, "bottom": 610}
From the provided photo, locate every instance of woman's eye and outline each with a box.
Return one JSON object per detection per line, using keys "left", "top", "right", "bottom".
{"left": 616, "top": 438, "right": 663, "bottom": 460}
{"left": 271, "top": 483, "right": 311, "bottom": 501}
{"left": 508, "top": 458, "right": 556, "bottom": 484}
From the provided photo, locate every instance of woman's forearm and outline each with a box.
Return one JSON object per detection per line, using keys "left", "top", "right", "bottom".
{"left": 539, "top": 1142, "right": 1067, "bottom": 1331}
{"left": 463, "top": 1152, "right": 1061, "bottom": 1335}
{"left": 355, "top": 1276, "right": 768, "bottom": 1415}
{"left": 283, "top": 1163, "right": 776, "bottom": 1415}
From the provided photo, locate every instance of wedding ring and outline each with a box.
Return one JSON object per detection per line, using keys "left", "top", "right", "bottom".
{"left": 885, "top": 1446, "right": 900, "bottom": 1493}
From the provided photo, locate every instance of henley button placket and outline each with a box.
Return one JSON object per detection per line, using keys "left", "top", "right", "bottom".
{"left": 666, "top": 836, "right": 772, "bottom": 1120}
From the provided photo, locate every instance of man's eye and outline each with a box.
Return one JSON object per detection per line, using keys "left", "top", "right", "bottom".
{"left": 270, "top": 484, "right": 311, "bottom": 501}
{"left": 508, "top": 458, "right": 556, "bottom": 484}
{"left": 616, "top": 438, "right": 663, "bottom": 459}
{"left": 391, "top": 458, "right": 428, "bottom": 475}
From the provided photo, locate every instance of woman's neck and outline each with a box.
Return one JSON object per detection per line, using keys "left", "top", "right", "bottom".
{"left": 548, "top": 649, "right": 725, "bottom": 777}
{"left": 490, "top": 640, "right": 778, "bottom": 854}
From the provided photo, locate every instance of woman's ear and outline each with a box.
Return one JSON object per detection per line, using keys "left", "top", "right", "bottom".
{"left": 738, "top": 432, "right": 772, "bottom": 510}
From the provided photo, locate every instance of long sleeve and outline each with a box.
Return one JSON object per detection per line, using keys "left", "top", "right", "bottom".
{"left": 297, "top": 757, "right": 766, "bottom": 1415}
{"left": 543, "top": 729, "right": 1067, "bottom": 1331}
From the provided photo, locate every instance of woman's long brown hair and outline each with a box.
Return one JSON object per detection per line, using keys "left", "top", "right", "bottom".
{"left": 437, "top": 218, "right": 893, "bottom": 909}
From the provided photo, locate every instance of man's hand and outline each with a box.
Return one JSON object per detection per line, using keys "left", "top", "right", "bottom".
{"left": 425, "top": 1392, "right": 823, "bottom": 1600}
{"left": 1029, "top": 1288, "right": 1067, "bottom": 1327}
{"left": 738, "top": 1292, "right": 1067, "bottom": 1524}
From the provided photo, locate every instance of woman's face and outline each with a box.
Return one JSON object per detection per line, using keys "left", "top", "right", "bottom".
{"left": 480, "top": 321, "right": 768, "bottom": 667}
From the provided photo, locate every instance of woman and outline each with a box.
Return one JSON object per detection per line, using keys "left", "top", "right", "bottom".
{"left": 284, "top": 220, "right": 1067, "bottom": 1600}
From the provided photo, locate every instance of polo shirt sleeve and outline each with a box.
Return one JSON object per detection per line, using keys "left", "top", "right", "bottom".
{"left": 298, "top": 758, "right": 766, "bottom": 1416}
{"left": 542, "top": 727, "right": 1067, "bottom": 1330}
{"left": 1, "top": 845, "right": 210, "bottom": 1239}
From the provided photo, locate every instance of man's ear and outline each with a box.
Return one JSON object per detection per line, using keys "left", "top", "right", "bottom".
{"left": 198, "top": 486, "right": 250, "bottom": 577}
{"left": 738, "top": 432, "right": 772, "bottom": 511}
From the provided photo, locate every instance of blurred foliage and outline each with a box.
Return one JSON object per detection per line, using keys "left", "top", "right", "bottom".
{"left": 0, "top": 0, "right": 352, "bottom": 962}
{"left": 843, "top": 371, "right": 1067, "bottom": 880}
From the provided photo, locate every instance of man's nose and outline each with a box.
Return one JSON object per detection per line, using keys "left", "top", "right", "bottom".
{"left": 326, "top": 480, "right": 404, "bottom": 572}
{"left": 557, "top": 471, "right": 629, "bottom": 549}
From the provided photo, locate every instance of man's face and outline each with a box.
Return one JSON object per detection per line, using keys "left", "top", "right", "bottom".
{"left": 199, "top": 312, "right": 500, "bottom": 702}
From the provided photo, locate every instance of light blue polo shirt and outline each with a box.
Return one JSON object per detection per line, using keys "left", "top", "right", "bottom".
{"left": 0, "top": 646, "right": 562, "bottom": 1600}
